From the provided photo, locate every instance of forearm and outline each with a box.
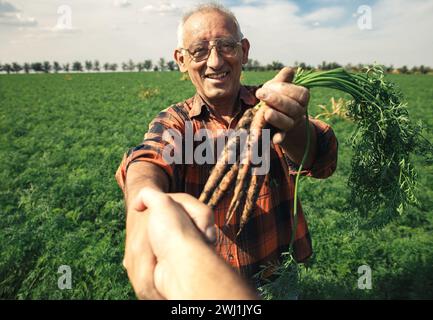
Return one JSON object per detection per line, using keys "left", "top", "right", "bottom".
{"left": 156, "top": 235, "right": 258, "bottom": 300}
{"left": 280, "top": 116, "right": 317, "bottom": 169}
{"left": 125, "top": 161, "right": 170, "bottom": 210}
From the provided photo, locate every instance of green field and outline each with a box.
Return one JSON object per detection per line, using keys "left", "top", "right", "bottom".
{"left": 1, "top": 71, "right": 432, "bottom": 299}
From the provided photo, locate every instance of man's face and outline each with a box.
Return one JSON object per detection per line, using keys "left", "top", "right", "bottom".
{"left": 175, "top": 11, "right": 250, "bottom": 106}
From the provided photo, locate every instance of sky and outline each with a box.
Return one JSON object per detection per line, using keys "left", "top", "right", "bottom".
{"left": 1, "top": 0, "right": 432, "bottom": 67}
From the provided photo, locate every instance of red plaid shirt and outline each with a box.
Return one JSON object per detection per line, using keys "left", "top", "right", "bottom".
{"left": 115, "top": 85, "right": 338, "bottom": 280}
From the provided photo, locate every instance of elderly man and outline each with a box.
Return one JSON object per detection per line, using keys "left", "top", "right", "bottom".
{"left": 116, "top": 3, "right": 338, "bottom": 299}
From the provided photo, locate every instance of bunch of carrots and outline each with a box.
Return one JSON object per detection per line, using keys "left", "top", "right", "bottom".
{"left": 199, "top": 65, "right": 431, "bottom": 238}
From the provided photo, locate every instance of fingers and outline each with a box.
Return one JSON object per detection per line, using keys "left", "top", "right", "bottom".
{"left": 257, "top": 88, "right": 305, "bottom": 120}
{"left": 269, "top": 67, "right": 295, "bottom": 84}
{"left": 257, "top": 82, "right": 310, "bottom": 108}
{"left": 135, "top": 188, "right": 216, "bottom": 243}
{"left": 132, "top": 185, "right": 175, "bottom": 212}
{"left": 123, "top": 210, "right": 165, "bottom": 300}
{"left": 272, "top": 131, "right": 287, "bottom": 145}
{"left": 170, "top": 193, "right": 216, "bottom": 243}
{"left": 264, "top": 108, "right": 295, "bottom": 131}
{"left": 129, "top": 253, "right": 165, "bottom": 300}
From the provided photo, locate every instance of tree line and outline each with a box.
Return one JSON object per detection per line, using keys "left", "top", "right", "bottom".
{"left": 0, "top": 58, "right": 178, "bottom": 74}
{"left": 0, "top": 58, "right": 432, "bottom": 75}
{"left": 243, "top": 59, "right": 433, "bottom": 75}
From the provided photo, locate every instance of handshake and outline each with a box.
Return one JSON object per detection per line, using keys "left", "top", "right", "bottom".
{"left": 122, "top": 187, "right": 258, "bottom": 300}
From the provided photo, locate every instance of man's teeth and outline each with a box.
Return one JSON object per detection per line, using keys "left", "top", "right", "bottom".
{"left": 206, "top": 72, "right": 228, "bottom": 79}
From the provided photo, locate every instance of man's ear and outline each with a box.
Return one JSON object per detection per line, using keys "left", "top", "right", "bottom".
{"left": 174, "top": 49, "right": 188, "bottom": 73}
{"left": 241, "top": 38, "right": 250, "bottom": 65}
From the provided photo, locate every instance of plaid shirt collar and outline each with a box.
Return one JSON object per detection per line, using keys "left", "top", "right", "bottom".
{"left": 188, "top": 85, "right": 259, "bottom": 119}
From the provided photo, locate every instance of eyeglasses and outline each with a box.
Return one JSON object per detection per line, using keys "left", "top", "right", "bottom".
{"left": 181, "top": 38, "right": 242, "bottom": 62}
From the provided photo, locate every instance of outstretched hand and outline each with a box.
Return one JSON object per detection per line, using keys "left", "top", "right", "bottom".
{"left": 255, "top": 67, "right": 310, "bottom": 145}
{"left": 123, "top": 188, "right": 215, "bottom": 300}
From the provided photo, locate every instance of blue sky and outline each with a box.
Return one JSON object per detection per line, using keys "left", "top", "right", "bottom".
{"left": 1, "top": 0, "right": 432, "bottom": 67}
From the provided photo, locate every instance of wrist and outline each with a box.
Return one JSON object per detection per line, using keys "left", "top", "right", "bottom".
{"left": 280, "top": 116, "right": 307, "bottom": 150}
{"left": 155, "top": 235, "right": 211, "bottom": 299}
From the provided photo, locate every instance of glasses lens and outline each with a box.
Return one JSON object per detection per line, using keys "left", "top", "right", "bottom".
{"left": 187, "top": 38, "right": 239, "bottom": 61}
{"left": 217, "top": 39, "right": 238, "bottom": 55}
{"left": 189, "top": 43, "right": 209, "bottom": 61}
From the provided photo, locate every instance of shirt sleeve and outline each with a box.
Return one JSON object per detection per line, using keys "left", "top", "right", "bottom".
{"left": 283, "top": 118, "right": 338, "bottom": 179}
{"left": 115, "top": 107, "right": 186, "bottom": 194}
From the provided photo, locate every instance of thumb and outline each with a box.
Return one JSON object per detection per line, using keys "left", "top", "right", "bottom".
{"left": 269, "top": 67, "right": 295, "bottom": 84}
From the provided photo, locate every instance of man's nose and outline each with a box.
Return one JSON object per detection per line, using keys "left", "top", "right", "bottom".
{"left": 206, "top": 46, "right": 224, "bottom": 69}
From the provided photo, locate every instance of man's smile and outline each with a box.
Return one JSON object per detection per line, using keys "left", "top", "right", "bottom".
{"left": 203, "top": 71, "right": 230, "bottom": 82}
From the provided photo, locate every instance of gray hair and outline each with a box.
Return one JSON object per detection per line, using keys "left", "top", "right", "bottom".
{"left": 177, "top": 3, "right": 244, "bottom": 48}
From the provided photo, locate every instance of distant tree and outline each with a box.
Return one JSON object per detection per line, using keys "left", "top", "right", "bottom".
{"left": 411, "top": 66, "right": 419, "bottom": 74}
{"left": 23, "top": 63, "right": 31, "bottom": 73}
{"left": 42, "top": 61, "right": 52, "bottom": 73}
{"left": 298, "top": 62, "right": 314, "bottom": 71}
{"left": 127, "top": 59, "right": 135, "bottom": 72}
{"left": 144, "top": 60, "right": 152, "bottom": 71}
{"left": 85, "top": 60, "right": 93, "bottom": 72}
{"left": 167, "top": 60, "right": 177, "bottom": 71}
{"left": 3, "top": 63, "right": 12, "bottom": 74}
{"left": 252, "top": 60, "right": 261, "bottom": 71}
{"left": 72, "top": 61, "right": 83, "bottom": 72}
{"left": 267, "top": 61, "right": 284, "bottom": 70}
{"left": 153, "top": 65, "right": 159, "bottom": 72}
{"left": 399, "top": 65, "right": 408, "bottom": 74}
{"left": 243, "top": 59, "right": 254, "bottom": 71}
{"left": 103, "top": 62, "right": 110, "bottom": 71}
{"left": 331, "top": 62, "right": 341, "bottom": 69}
{"left": 0, "top": 63, "right": 2, "bottom": 73}
{"left": 109, "top": 63, "right": 118, "bottom": 71}
{"left": 12, "top": 62, "right": 22, "bottom": 73}
{"left": 384, "top": 65, "right": 394, "bottom": 73}
{"left": 158, "top": 58, "right": 166, "bottom": 71}
{"left": 419, "top": 65, "right": 428, "bottom": 75}
{"left": 31, "top": 62, "right": 43, "bottom": 73}
{"left": 136, "top": 62, "right": 145, "bottom": 72}
{"left": 53, "top": 61, "right": 62, "bottom": 73}
{"left": 247, "top": 59, "right": 263, "bottom": 71}
{"left": 121, "top": 62, "right": 128, "bottom": 71}
{"left": 93, "top": 60, "right": 100, "bottom": 72}
{"left": 319, "top": 61, "right": 327, "bottom": 70}
{"left": 63, "top": 63, "right": 70, "bottom": 72}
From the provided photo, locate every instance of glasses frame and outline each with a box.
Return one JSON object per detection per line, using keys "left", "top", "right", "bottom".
{"left": 180, "top": 38, "right": 243, "bottom": 62}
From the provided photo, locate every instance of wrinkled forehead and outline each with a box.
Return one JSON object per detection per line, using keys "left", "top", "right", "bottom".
{"left": 183, "top": 11, "right": 238, "bottom": 46}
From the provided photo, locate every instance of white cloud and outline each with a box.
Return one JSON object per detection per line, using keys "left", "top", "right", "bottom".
{"left": 0, "top": 12, "right": 37, "bottom": 26}
{"left": 113, "top": 0, "right": 131, "bottom": 8}
{"left": 233, "top": 0, "right": 433, "bottom": 67}
{"left": 50, "top": 24, "right": 81, "bottom": 33}
{"left": 302, "top": 6, "right": 345, "bottom": 23}
{"left": 0, "top": 0, "right": 18, "bottom": 13}
{"left": 0, "top": 0, "right": 432, "bottom": 68}
{"left": 141, "top": 2, "right": 181, "bottom": 15}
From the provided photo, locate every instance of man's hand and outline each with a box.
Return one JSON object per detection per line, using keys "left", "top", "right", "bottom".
{"left": 123, "top": 186, "right": 215, "bottom": 300}
{"left": 255, "top": 67, "right": 317, "bottom": 167}
{"left": 140, "top": 188, "right": 258, "bottom": 300}
{"left": 255, "top": 67, "right": 309, "bottom": 144}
